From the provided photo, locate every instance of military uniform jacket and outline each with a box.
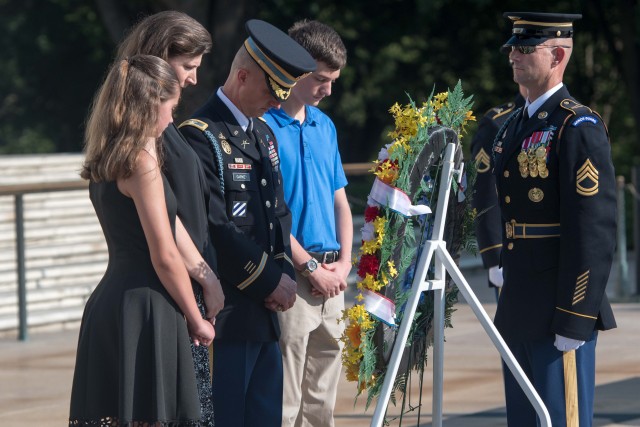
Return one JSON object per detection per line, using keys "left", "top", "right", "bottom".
{"left": 471, "top": 95, "right": 524, "bottom": 269}
{"left": 162, "top": 123, "right": 215, "bottom": 262}
{"left": 179, "top": 94, "right": 295, "bottom": 342}
{"left": 492, "top": 85, "right": 617, "bottom": 343}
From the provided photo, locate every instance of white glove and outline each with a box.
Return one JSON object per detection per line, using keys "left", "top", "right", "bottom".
{"left": 554, "top": 334, "right": 585, "bottom": 352}
{"left": 488, "top": 265, "right": 504, "bottom": 288}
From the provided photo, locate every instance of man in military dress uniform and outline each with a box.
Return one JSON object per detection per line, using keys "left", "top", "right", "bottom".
{"left": 179, "top": 20, "right": 316, "bottom": 427}
{"left": 471, "top": 85, "right": 525, "bottom": 299}
{"left": 493, "top": 12, "right": 617, "bottom": 427}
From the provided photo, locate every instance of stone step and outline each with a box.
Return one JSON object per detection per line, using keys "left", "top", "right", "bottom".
{"left": 0, "top": 284, "right": 94, "bottom": 316}
{"left": 0, "top": 305, "right": 85, "bottom": 331}
{"left": 0, "top": 153, "right": 106, "bottom": 331}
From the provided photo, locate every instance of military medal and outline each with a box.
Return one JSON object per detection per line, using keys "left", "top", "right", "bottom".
{"left": 518, "top": 126, "right": 556, "bottom": 179}
{"left": 517, "top": 151, "right": 528, "bottom": 163}
{"left": 517, "top": 150, "right": 529, "bottom": 177}
{"left": 528, "top": 187, "right": 544, "bottom": 202}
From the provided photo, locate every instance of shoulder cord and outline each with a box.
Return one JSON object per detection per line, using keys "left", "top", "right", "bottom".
{"left": 203, "top": 129, "right": 225, "bottom": 196}
{"left": 492, "top": 106, "right": 522, "bottom": 163}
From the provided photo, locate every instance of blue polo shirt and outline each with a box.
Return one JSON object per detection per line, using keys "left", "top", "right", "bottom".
{"left": 264, "top": 106, "right": 347, "bottom": 252}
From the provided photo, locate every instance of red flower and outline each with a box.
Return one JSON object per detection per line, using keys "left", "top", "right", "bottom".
{"left": 364, "top": 205, "right": 381, "bottom": 223}
{"left": 357, "top": 254, "right": 380, "bottom": 278}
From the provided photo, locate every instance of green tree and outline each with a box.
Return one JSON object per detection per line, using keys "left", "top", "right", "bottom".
{"left": 0, "top": 0, "right": 113, "bottom": 154}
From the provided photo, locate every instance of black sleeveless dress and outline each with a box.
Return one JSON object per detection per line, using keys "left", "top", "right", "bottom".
{"left": 69, "top": 177, "right": 203, "bottom": 426}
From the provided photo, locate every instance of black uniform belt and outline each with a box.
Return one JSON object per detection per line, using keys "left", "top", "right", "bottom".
{"left": 505, "top": 221, "right": 561, "bottom": 239}
{"left": 308, "top": 250, "right": 339, "bottom": 264}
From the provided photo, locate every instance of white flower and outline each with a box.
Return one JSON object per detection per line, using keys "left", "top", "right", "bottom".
{"left": 361, "top": 222, "right": 375, "bottom": 241}
{"left": 377, "top": 145, "right": 390, "bottom": 161}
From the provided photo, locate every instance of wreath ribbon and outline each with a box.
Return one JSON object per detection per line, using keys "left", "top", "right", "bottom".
{"left": 363, "top": 289, "right": 396, "bottom": 326}
{"left": 370, "top": 178, "right": 432, "bottom": 217}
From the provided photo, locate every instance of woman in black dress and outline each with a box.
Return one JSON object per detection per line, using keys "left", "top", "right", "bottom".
{"left": 69, "top": 55, "right": 215, "bottom": 426}
{"left": 117, "top": 12, "right": 224, "bottom": 426}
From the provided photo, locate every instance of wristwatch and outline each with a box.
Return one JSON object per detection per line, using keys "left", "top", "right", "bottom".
{"left": 300, "top": 258, "right": 318, "bottom": 277}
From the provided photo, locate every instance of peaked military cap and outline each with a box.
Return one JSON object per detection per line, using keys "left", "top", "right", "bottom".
{"left": 244, "top": 19, "right": 316, "bottom": 102}
{"left": 502, "top": 12, "right": 582, "bottom": 51}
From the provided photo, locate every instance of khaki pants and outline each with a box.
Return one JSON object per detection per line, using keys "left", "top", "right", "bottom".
{"left": 277, "top": 271, "right": 345, "bottom": 427}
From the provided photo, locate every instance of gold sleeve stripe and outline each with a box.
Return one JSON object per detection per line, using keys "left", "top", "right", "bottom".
{"left": 563, "top": 351, "right": 580, "bottom": 427}
{"left": 555, "top": 306, "right": 597, "bottom": 320}
{"left": 274, "top": 252, "right": 294, "bottom": 268}
{"left": 572, "top": 289, "right": 587, "bottom": 305}
{"left": 573, "top": 270, "right": 589, "bottom": 305}
{"left": 479, "top": 243, "right": 503, "bottom": 254}
{"left": 237, "top": 253, "right": 268, "bottom": 290}
{"left": 576, "top": 159, "right": 599, "bottom": 196}
{"left": 244, "top": 260, "right": 257, "bottom": 275}
{"left": 475, "top": 148, "right": 491, "bottom": 173}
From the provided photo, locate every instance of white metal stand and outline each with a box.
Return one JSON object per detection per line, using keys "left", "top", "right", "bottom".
{"left": 370, "top": 143, "right": 551, "bottom": 427}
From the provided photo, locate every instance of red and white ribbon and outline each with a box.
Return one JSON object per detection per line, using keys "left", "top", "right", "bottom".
{"left": 370, "top": 178, "right": 431, "bottom": 217}
{"left": 363, "top": 289, "right": 396, "bottom": 326}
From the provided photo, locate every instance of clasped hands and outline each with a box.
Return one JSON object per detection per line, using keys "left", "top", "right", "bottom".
{"left": 308, "top": 261, "right": 349, "bottom": 299}
{"left": 264, "top": 273, "right": 297, "bottom": 312}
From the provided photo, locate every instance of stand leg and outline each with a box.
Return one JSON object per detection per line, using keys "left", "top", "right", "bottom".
{"left": 432, "top": 286, "right": 445, "bottom": 427}
{"left": 435, "top": 244, "right": 551, "bottom": 427}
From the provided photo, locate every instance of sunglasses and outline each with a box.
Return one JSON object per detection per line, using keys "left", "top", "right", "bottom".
{"left": 511, "top": 45, "right": 571, "bottom": 54}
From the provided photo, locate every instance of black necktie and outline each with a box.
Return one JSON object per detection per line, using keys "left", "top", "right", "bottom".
{"left": 523, "top": 108, "right": 530, "bottom": 122}
{"left": 246, "top": 119, "right": 257, "bottom": 145}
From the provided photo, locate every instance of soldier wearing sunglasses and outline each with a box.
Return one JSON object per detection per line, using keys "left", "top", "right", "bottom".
{"left": 492, "top": 12, "right": 617, "bottom": 427}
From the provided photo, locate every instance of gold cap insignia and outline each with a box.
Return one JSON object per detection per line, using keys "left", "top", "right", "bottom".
{"left": 576, "top": 159, "right": 599, "bottom": 196}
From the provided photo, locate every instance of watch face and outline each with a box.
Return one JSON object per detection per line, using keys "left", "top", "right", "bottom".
{"left": 307, "top": 258, "right": 318, "bottom": 271}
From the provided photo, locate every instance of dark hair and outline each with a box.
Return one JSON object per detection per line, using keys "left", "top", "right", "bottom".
{"left": 117, "top": 11, "right": 212, "bottom": 61}
{"left": 288, "top": 20, "right": 347, "bottom": 70}
{"left": 82, "top": 55, "right": 179, "bottom": 182}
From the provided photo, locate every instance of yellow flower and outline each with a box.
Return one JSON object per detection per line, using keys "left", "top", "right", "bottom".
{"left": 387, "top": 260, "right": 398, "bottom": 277}
{"left": 361, "top": 239, "right": 379, "bottom": 255}
{"left": 373, "top": 216, "right": 386, "bottom": 245}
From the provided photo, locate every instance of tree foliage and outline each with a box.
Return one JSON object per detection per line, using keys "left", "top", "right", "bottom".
{"left": 1, "top": 0, "right": 638, "bottom": 181}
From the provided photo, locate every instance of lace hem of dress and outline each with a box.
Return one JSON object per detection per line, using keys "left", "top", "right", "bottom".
{"left": 69, "top": 418, "right": 203, "bottom": 427}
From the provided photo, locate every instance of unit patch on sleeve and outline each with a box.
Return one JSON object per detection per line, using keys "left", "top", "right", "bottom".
{"left": 571, "top": 116, "right": 599, "bottom": 127}
{"left": 474, "top": 148, "right": 491, "bottom": 173}
{"left": 576, "top": 159, "right": 599, "bottom": 196}
{"left": 232, "top": 201, "right": 247, "bottom": 217}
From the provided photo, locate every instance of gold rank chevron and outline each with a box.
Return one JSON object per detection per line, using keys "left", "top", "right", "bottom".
{"left": 475, "top": 148, "right": 491, "bottom": 173}
{"left": 573, "top": 270, "right": 589, "bottom": 305}
{"left": 576, "top": 159, "right": 599, "bottom": 196}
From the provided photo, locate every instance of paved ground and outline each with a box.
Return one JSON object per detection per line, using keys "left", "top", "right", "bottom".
{"left": 1, "top": 260, "right": 638, "bottom": 426}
